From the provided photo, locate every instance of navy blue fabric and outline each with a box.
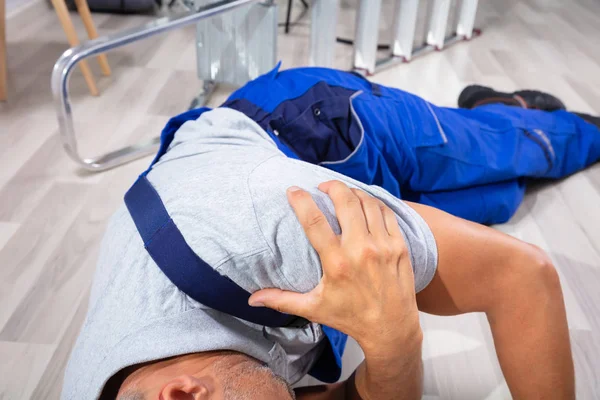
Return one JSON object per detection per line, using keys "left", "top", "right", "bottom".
{"left": 223, "top": 81, "right": 361, "bottom": 165}
{"left": 124, "top": 175, "right": 308, "bottom": 328}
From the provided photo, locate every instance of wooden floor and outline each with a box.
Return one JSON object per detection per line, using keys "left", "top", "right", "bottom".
{"left": 1, "top": 0, "right": 600, "bottom": 399}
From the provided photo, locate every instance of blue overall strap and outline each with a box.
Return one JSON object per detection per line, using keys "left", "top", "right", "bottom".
{"left": 124, "top": 175, "right": 308, "bottom": 328}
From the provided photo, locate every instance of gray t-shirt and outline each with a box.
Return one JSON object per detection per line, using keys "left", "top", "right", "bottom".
{"left": 61, "top": 108, "right": 438, "bottom": 400}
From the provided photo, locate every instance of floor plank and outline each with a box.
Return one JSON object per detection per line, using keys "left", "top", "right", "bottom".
{"left": 0, "top": 341, "right": 55, "bottom": 400}
{"left": 0, "top": 182, "right": 90, "bottom": 332}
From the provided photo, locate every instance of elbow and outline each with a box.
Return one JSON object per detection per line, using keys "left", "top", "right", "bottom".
{"left": 490, "top": 245, "right": 563, "bottom": 318}
{"left": 525, "top": 245, "right": 562, "bottom": 295}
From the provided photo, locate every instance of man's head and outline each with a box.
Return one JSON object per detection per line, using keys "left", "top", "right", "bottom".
{"left": 117, "top": 351, "right": 295, "bottom": 400}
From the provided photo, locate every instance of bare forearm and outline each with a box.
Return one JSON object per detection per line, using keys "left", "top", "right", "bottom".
{"left": 296, "top": 331, "right": 424, "bottom": 400}
{"left": 352, "top": 329, "right": 423, "bottom": 400}
{"left": 487, "top": 263, "right": 574, "bottom": 399}
{"left": 408, "top": 202, "right": 575, "bottom": 399}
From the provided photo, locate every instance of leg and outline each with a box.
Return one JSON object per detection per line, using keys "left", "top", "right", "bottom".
{"left": 406, "top": 104, "right": 600, "bottom": 192}
{"left": 516, "top": 108, "right": 600, "bottom": 179}
{"left": 50, "top": 0, "right": 99, "bottom": 96}
{"left": 410, "top": 201, "right": 574, "bottom": 400}
{"left": 573, "top": 112, "right": 600, "bottom": 129}
{"left": 358, "top": 81, "right": 600, "bottom": 193}
{"left": 404, "top": 179, "right": 526, "bottom": 225}
{"left": 316, "top": 77, "right": 596, "bottom": 194}
{"left": 458, "top": 84, "right": 566, "bottom": 111}
{"left": 73, "top": 0, "right": 111, "bottom": 76}
{"left": 0, "top": 0, "right": 6, "bottom": 101}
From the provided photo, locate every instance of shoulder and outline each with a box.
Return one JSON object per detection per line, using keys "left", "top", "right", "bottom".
{"left": 248, "top": 157, "right": 439, "bottom": 293}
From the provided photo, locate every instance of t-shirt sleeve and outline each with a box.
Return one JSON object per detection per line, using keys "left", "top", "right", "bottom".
{"left": 248, "top": 156, "right": 438, "bottom": 294}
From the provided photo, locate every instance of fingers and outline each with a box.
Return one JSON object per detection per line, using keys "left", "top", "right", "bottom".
{"left": 318, "top": 181, "right": 368, "bottom": 239}
{"left": 248, "top": 288, "right": 316, "bottom": 320}
{"left": 287, "top": 186, "right": 339, "bottom": 254}
{"left": 381, "top": 201, "right": 402, "bottom": 237}
{"left": 350, "top": 189, "right": 387, "bottom": 238}
{"left": 350, "top": 188, "right": 411, "bottom": 283}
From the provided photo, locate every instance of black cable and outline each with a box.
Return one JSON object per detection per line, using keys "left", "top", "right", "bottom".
{"left": 281, "top": 0, "right": 391, "bottom": 52}
{"left": 285, "top": 0, "right": 293, "bottom": 33}
{"left": 277, "top": 21, "right": 309, "bottom": 27}
{"left": 279, "top": 0, "right": 310, "bottom": 30}
{"left": 336, "top": 37, "right": 391, "bottom": 51}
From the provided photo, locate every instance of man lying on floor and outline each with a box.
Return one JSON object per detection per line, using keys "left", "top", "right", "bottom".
{"left": 62, "top": 65, "right": 600, "bottom": 400}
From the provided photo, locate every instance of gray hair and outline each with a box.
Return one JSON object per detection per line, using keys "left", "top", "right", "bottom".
{"left": 116, "top": 358, "right": 295, "bottom": 400}
{"left": 213, "top": 357, "right": 296, "bottom": 400}
{"left": 117, "top": 390, "right": 145, "bottom": 400}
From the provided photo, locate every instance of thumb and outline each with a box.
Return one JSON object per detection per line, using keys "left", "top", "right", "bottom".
{"left": 248, "top": 288, "right": 315, "bottom": 320}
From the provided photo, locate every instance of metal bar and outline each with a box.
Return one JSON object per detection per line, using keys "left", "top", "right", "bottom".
{"left": 309, "top": 0, "right": 339, "bottom": 67}
{"left": 195, "top": 0, "right": 277, "bottom": 86}
{"left": 456, "top": 0, "right": 478, "bottom": 39}
{"left": 359, "top": 32, "right": 472, "bottom": 75}
{"left": 426, "top": 0, "right": 451, "bottom": 49}
{"left": 391, "top": 0, "right": 419, "bottom": 61}
{"left": 353, "top": 0, "right": 481, "bottom": 76}
{"left": 188, "top": 80, "right": 217, "bottom": 110}
{"left": 52, "top": 0, "right": 261, "bottom": 172}
{"left": 353, "top": 0, "right": 382, "bottom": 74}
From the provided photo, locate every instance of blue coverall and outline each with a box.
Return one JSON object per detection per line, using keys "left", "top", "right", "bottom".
{"left": 158, "top": 64, "right": 600, "bottom": 225}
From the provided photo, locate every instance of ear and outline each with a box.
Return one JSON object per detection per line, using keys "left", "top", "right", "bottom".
{"left": 159, "top": 375, "right": 208, "bottom": 400}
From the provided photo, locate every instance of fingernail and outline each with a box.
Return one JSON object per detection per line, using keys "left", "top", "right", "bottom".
{"left": 288, "top": 186, "right": 302, "bottom": 192}
{"left": 249, "top": 301, "right": 264, "bottom": 307}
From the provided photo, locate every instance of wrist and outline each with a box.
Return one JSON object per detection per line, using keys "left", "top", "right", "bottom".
{"left": 353, "top": 332, "right": 424, "bottom": 400}
{"left": 359, "top": 321, "right": 423, "bottom": 359}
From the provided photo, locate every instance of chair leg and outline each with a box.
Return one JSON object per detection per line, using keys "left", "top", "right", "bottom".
{"left": 50, "top": 0, "right": 99, "bottom": 96}
{"left": 73, "top": 0, "right": 110, "bottom": 76}
{"left": 0, "top": 0, "right": 7, "bottom": 101}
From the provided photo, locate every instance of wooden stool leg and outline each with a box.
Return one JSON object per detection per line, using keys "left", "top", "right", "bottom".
{"left": 73, "top": 0, "right": 110, "bottom": 76}
{"left": 0, "top": 0, "right": 7, "bottom": 101}
{"left": 50, "top": 0, "right": 98, "bottom": 96}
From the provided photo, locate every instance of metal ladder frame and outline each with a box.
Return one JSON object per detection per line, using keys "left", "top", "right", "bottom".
{"left": 354, "top": 0, "right": 481, "bottom": 75}
{"left": 309, "top": 0, "right": 339, "bottom": 68}
{"left": 52, "top": 0, "right": 263, "bottom": 172}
